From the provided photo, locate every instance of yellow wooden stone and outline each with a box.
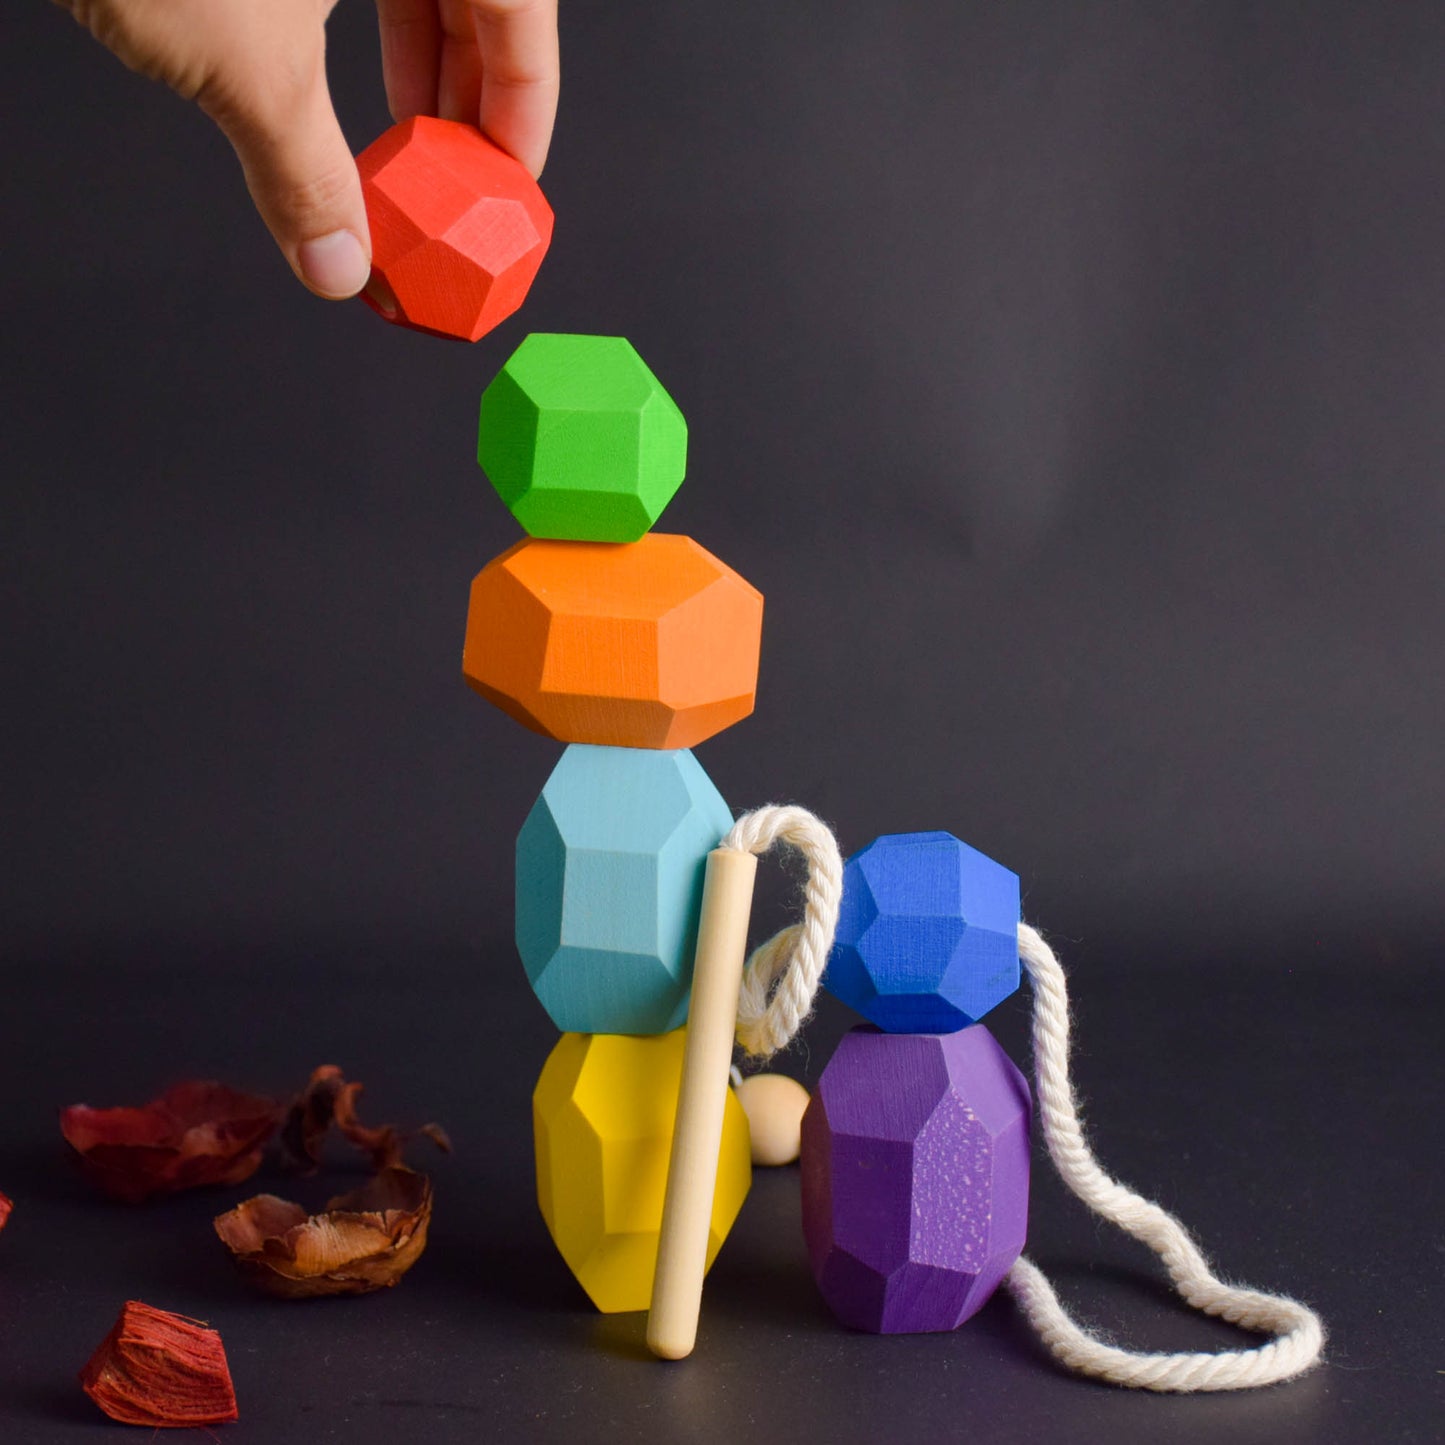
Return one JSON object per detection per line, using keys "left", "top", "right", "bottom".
{"left": 533, "top": 1029, "right": 751, "bottom": 1313}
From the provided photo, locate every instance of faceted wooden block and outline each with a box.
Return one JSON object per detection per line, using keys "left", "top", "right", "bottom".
{"left": 463, "top": 534, "right": 763, "bottom": 750}
{"left": 825, "top": 831, "right": 1020, "bottom": 1033}
{"left": 800, "top": 1026, "right": 1031, "bottom": 1334}
{"left": 534, "top": 1030, "right": 751, "bottom": 1313}
{"left": 357, "top": 117, "right": 553, "bottom": 342}
{"left": 516, "top": 745, "right": 734, "bottom": 1034}
{"left": 479, "top": 334, "right": 688, "bottom": 542}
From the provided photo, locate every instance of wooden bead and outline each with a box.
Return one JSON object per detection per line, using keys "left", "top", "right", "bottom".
{"left": 357, "top": 117, "right": 553, "bottom": 342}
{"left": 479, "top": 334, "right": 688, "bottom": 542}
{"left": 463, "top": 534, "right": 764, "bottom": 750}
{"left": 733, "top": 1074, "right": 810, "bottom": 1166}
{"left": 800, "top": 1026, "right": 1031, "bottom": 1334}
{"left": 825, "top": 831, "right": 1020, "bottom": 1033}
{"left": 533, "top": 1030, "right": 751, "bottom": 1314}
{"left": 516, "top": 745, "right": 734, "bottom": 1034}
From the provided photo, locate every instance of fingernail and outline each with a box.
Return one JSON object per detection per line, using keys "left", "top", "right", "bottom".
{"left": 297, "top": 230, "right": 370, "bottom": 299}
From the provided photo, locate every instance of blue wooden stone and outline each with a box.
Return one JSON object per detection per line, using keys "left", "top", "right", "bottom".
{"left": 823, "top": 831, "right": 1020, "bottom": 1033}
{"left": 516, "top": 745, "right": 734, "bottom": 1034}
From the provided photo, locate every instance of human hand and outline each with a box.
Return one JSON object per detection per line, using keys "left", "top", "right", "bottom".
{"left": 55, "top": 0, "right": 560, "bottom": 300}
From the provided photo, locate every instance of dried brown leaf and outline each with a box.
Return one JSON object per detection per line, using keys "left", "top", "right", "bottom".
{"left": 281, "top": 1065, "right": 450, "bottom": 1172}
{"left": 214, "top": 1166, "right": 432, "bottom": 1298}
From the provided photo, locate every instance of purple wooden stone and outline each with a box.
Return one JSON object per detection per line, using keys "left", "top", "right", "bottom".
{"left": 800, "top": 1025, "right": 1031, "bottom": 1334}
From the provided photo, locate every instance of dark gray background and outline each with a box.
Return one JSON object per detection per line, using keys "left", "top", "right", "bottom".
{"left": 2, "top": 3, "right": 1441, "bottom": 1442}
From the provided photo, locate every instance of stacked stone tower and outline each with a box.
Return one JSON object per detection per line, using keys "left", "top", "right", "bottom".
{"left": 463, "top": 334, "right": 762, "bottom": 1311}
{"left": 351, "top": 116, "right": 1324, "bottom": 1389}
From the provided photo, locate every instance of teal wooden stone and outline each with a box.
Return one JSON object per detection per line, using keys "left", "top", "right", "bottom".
{"left": 516, "top": 745, "right": 734, "bottom": 1034}
{"left": 478, "top": 333, "right": 688, "bottom": 543}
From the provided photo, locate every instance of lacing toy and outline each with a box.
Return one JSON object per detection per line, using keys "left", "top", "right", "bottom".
{"left": 358, "top": 135, "right": 1324, "bottom": 1391}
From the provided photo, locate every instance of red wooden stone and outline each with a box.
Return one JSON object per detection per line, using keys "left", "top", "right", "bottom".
{"left": 358, "top": 117, "right": 553, "bottom": 342}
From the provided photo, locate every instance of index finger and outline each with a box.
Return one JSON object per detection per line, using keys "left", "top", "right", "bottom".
{"left": 468, "top": 0, "right": 559, "bottom": 178}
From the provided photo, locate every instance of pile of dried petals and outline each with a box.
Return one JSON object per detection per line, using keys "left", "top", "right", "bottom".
{"left": 60, "top": 1066, "right": 448, "bottom": 1205}
{"left": 60, "top": 1081, "right": 282, "bottom": 1203}
{"left": 214, "top": 1166, "right": 432, "bottom": 1298}
{"left": 80, "top": 1300, "right": 238, "bottom": 1428}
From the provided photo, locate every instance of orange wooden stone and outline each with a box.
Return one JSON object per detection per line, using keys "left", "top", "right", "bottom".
{"left": 358, "top": 117, "right": 553, "bottom": 342}
{"left": 462, "top": 535, "right": 764, "bottom": 750}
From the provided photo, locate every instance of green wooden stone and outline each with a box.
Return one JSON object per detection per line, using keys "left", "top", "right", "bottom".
{"left": 477, "top": 333, "right": 688, "bottom": 543}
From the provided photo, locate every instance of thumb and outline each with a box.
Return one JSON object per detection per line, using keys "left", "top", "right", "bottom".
{"left": 202, "top": 55, "right": 372, "bottom": 300}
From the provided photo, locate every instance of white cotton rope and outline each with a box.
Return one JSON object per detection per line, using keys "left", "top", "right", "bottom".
{"left": 719, "top": 813, "right": 1324, "bottom": 1391}
{"left": 720, "top": 805, "right": 844, "bottom": 1059}
{"left": 1005, "top": 922, "right": 1326, "bottom": 1391}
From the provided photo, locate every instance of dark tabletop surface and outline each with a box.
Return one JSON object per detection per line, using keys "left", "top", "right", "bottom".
{"left": 5, "top": 3, "right": 1445, "bottom": 1441}
{"left": 0, "top": 936, "right": 1439, "bottom": 1444}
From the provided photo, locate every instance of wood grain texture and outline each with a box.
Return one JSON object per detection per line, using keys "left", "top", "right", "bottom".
{"left": 357, "top": 117, "right": 553, "bottom": 342}
{"left": 800, "top": 1025, "right": 1031, "bottom": 1334}
{"left": 533, "top": 1029, "right": 751, "bottom": 1314}
{"left": 464, "top": 535, "right": 763, "bottom": 750}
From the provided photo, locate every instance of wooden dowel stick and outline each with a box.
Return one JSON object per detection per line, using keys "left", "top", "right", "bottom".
{"left": 647, "top": 846, "right": 758, "bottom": 1361}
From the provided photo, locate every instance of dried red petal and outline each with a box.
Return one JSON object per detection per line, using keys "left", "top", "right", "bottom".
{"left": 80, "top": 1300, "right": 238, "bottom": 1427}
{"left": 214, "top": 1166, "right": 432, "bottom": 1298}
{"left": 282, "top": 1065, "right": 450, "bottom": 1173}
{"left": 0, "top": 1190, "right": 12, "bottom": 1232}
{"left": 61, "top": 1081, "right": 283, "bottom": 1203}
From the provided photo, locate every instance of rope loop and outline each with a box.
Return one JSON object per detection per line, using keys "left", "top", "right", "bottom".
{"left": 721, "top": 805, "right": 843, "bottom": 1059}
